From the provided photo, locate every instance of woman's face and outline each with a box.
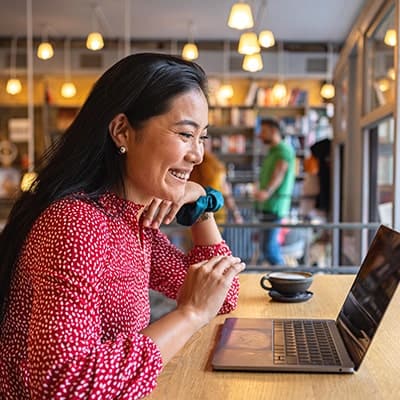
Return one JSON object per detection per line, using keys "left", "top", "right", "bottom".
{"left": 124, "top": 89, "right": 208, "bottom": 205}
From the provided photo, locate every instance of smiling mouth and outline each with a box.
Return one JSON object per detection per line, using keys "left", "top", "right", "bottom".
{"left": 169, "top": 169, "right": 190, "bottom": 181}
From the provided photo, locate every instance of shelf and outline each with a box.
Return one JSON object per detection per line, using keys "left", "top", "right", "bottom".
{"left": 217, "top": 152, "right": 254, "bottom": 158}
{"left": 228, "top": 176, "right": 256, "bottom": 183}
{"left": 209, "top": 105, "right": 255, "bottom": 110}
{"left": 282, "top": 132, "right": 306, "bottom": 137}
{"left": 209, "top": 105, "right": 308, "bottom": 111}
{"left": 256, "top": 105, "right": 308, "bottom": 112}
{"left": 208, "top": 126, "right": 253, "bottom": 135}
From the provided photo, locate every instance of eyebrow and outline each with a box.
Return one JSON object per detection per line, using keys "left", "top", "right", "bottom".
{"left": 173, "top": 119, "right": 209, "bottom": 130}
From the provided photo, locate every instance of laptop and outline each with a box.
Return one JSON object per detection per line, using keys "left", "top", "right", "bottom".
{"left": 212, "top": 224, "right": 400, "bottom": 373}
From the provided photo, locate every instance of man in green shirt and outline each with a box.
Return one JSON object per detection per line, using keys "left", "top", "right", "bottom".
{"left": 254, "top": 118, "right": 295, "bottom": 265}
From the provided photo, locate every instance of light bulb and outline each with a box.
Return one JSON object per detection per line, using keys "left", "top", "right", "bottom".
{"left": 272, "top": 82, "right": 288, "bottom": 101}
{"left": 86, "top": 32, "right": 104, "bottom": 51}
{"left": 384, "top": 29, "right": 396, "bottom": 47}
{"left": 238, "top": 32, "right": 260, "bottom": 55}
{"left": 227, "top": 2, "right": 254, "bottom": 30}
{"left": 320, "top": 83, "right": 335, "bottom": 99}
{"left": 387, "top": 67, "right": 396, "bottom": 80}
{"left": 6, "top": 78, "right": 22, "bottom": 95}
{"left": 242, "top": 53, "right": 263, "bottom": 72}
{"left": 182, "top": 42, "right": 199, "bottom": 60}
{"left": 377, "top": 78, "right": 390, "bottom": 92}
{"left": 219, "top": 84, "right": 234, "bottom": 99}
{"left": 61, "top": 82, "right": 77, "bottom": 98}
{"left": 258, "top": 30, "right": 275, "bottom": 48}
{"left": 37, "top": 41, "right": 54, "bottom": 60}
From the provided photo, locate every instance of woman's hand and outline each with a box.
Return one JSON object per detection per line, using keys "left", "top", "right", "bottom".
{"left": 176, "top": 255, "right": 246, "bottom": 327}
{"left": 142, "top": 181, "right": 206, "bottom": 229}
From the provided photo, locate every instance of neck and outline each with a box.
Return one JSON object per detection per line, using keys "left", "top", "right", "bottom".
{"left": 271, "top": 136, "right": 281, "bottom": 146}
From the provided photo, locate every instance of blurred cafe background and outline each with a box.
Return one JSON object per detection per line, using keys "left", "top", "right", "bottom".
{"left": 0, "top": 0, "right": 399, "bottom": 279}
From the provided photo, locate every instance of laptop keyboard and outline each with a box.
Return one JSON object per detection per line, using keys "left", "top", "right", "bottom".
{"left": 273, "top": 320, "right": 341, "bottom": 366}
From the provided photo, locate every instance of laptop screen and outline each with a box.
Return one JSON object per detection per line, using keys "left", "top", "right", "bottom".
{"left": 336, "top": 225, "right": 400, "bottom": 370}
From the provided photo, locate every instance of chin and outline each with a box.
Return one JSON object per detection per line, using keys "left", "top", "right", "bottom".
{"left": 159, "top": 185, "right": 185, "bottom": 203}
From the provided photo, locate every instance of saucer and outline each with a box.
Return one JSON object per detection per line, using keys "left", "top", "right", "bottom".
{"left": 268, "top": 290, "right": 313, "bottom": 303}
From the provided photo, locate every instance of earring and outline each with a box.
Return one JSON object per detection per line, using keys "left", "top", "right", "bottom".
{"left": 119, "top": 146, "right": 127, "bottom": 154}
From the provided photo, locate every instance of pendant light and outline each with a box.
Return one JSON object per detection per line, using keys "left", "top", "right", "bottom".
{"left": 320, "top": 43, "right": 335, "bottom": 100}
{"left": 61, "top": 38, "right": 76, "bottom": 98}
{"left": 272, "top": 42, "right": 287, "bottom": 102}
{"left": 387, "top": 67, "right": 396, "bottom": 80}
{"left": 182, "top": 21, "right": 199, "bottom": 61}
{"left": 384, "top": 29, "right": 396, "bottom": 47}
{"left": 37, "top": 41, "right": 54, "bottom": 60}
{"left": 217, "top": 41, "right": 234, "bottom": 104}
{"left": 227, "top": 1, "right": 254, "bottom": 30}
{"left": 259, "top": 30, "right": 275, "bottom": 48}
{"left": 242, "top": 53, "right": 263, "bottom": 72}
{"left": 238, "top": 32, "right": 260, "bottom": 55}
{"left": 86, "top": 4, "right": 104, "bottom": 51}
{"left": 6, "top": 37, "right": 22, "bottom": 95}
{"left": 182, "top": 43, "right": 198, "bottom": 60}
{"left": 257, "top": 1, "right": 275, "bottom": 48}
{"left": 37, "top": 25, "right": 54, "bottom": 60}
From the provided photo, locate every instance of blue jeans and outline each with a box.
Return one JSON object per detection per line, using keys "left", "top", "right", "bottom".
{"left": 261, "top": 213, "right": 284, "bottom": 265}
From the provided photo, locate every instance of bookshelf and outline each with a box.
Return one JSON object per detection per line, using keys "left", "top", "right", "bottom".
{"left": 208, "top": 100, "right": 332, "bottom": 217}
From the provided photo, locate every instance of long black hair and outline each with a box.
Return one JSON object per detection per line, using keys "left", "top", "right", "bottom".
{"left": 0, "top": 53, "right": 208, "bottom": 318}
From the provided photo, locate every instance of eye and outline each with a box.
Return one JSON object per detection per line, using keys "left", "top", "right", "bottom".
{"left": 200, "top": 134, "right": 209, "bottom": 142}
{"left": 178, "top": 132, "right": 194, "bottom": 139}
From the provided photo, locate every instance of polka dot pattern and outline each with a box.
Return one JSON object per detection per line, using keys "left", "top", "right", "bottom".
{"left": 0, "top": 192, "right": 238, "bottom": 399}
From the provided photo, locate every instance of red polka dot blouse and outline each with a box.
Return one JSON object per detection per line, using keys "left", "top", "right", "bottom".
{"left": 0, "top": 192, "right": 239, "bottom": 399}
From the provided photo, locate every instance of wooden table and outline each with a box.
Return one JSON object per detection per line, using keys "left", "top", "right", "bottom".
{"left": 147, "top": 274, "right": 400, "bottom": 400}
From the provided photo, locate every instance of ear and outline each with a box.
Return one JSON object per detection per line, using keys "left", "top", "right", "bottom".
{"left": 108, "top": 113, "right": 131, "bottom": 149}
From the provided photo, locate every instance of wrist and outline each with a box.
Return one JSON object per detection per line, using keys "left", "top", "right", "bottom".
{"left": 176, "top": 187, "right": 224, "bottom": 226}
{"left": 175, "top": 305, "right": 207, "bottom": 330}
{"left": 193, "top": 211, "right": 214, "bottom": 225}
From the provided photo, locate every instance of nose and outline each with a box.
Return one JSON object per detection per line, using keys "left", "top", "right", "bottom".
{"left": 185, "top": 141, "right": 203, "bottom": 165}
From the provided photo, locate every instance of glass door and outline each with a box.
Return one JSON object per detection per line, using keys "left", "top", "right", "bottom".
{"left": 368, "top": 117, "right": 394, "bottom": 227}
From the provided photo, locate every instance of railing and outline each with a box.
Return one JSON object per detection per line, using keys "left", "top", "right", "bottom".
{"left": 162, "top": 221, "right": 381, "bottom": 274}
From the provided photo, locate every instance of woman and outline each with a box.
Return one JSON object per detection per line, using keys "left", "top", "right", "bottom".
{"left": 0, "top": 53, "right": 245, "bottom": 399}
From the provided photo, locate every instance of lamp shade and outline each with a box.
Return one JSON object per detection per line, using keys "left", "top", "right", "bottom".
{"left": 61, "top": 82, "right": 77, "bottom": 98}
{"left": 238, "top": 32, "right": 260, "bottom": 55}
{"left": 272, "top": 82, "right": 288, "bottom": 101}
{"left": 86, "top": 32, "right": 104, "bottom": 50}
{"left": 227, "top": 2, "right": 254, "bottom": 30}
{"left": 6, "top": 78, "right": 22, "bottom": 95}
{"left": 182, "top": 42, "right": 199, "bottom": 60}
{"left": 384, "top": 29, "right": 396, "bottom": 47}
{"left": 37, "top": 41, "right": 54, "bottom": 60}
{"left": 242, "top": 53, "right": 263, "bottom": 72}
{"left": 258, "top": 30, "right": 275, "bottom": 48}
{"left": 320, "top": 82, "right": 335, "bottom": 99}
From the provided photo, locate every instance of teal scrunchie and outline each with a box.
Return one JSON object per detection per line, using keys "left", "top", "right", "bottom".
{"left": 176, "top": 186, "right": 224, "bottom": 226}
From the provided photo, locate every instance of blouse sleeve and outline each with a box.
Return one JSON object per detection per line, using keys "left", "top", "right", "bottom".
{"left": 148, "top": 228, "right": 239, "bottom": 314}
{"left": 26, "top": 200, "right": 162, "bottom": 400}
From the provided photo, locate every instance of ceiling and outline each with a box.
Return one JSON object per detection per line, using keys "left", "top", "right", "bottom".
{"left": 0, "top": 0, "right": 368, "bottom": 45}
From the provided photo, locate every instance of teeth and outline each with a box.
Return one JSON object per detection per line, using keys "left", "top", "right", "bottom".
{"left": 170, "top": 169, "right": 189, "bottom": 180}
